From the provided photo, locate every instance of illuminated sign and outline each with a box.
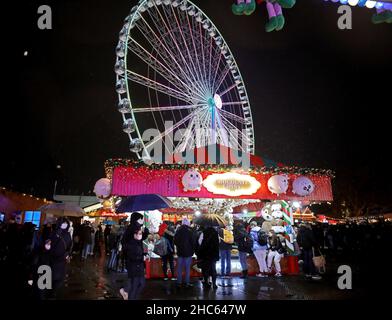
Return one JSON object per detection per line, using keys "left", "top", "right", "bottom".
{"left": 202, "top": 172, "right": 261, "bottom": 197}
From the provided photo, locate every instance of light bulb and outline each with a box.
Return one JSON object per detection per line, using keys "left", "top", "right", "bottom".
{"left": 365, "top": 0, "right": 376, "bottom": 8}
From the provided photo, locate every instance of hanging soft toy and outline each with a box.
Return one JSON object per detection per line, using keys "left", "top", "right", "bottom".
{"left": 232, "top": 0, "right": 257, "bottom": 15}
{"left": 256, "top": 0, "right": 296, "bottom": 32}
{"left": 371, "top": 8, "right": 392, "bottom": 24}
{"left": 232, "top": 0, "right": 296, "bottom": 32}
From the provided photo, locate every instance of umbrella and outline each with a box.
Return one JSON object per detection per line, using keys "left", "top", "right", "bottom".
{"left": 116, "top": 194, "right": 172, "bottom": 212}
{"left": 193, "top": 213, "right": 227, "bottom": 227}
{"left": 38, "top": 203, "right": 85, "bottom": 217}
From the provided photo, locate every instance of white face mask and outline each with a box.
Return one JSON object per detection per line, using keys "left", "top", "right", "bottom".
{"left": 137, "top": 219, "right": 143, "bottom": 225}
{"left": 60, "top": 223, "right": 68, "bottom": 230}
{"left": 45, "top": 244, "right": 51, "bottom": 250}
{"left": 135, "top": 234, "right": 142, "bottom": 240}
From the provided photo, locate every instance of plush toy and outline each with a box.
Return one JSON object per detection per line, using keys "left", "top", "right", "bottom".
{"left": 232, "top": 0, "right": 257, "bottom": 15}
{"left": 267, "top": 174, "right": 289, "bottom": 195}
{"left": 256, "top": 0, "right": 296, "bottom": 32}
{"left": 232, "top": 0, "right": 296, "bottom": 32}
{"left": 182, "top": 168, "right": 203, "bottom": 191}
{"left": 371, "top": 9, "right": 392, "bottom": 24}
{"left": 292, "top": 176, "right": 315, "bottom": 197}
{"left": 261, "top": 204, "right": 274, "bottom": 232}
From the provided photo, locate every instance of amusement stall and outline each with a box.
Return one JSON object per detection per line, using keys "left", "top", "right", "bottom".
{"left": 94, "top": 145, "right": 334, "bottom": 277}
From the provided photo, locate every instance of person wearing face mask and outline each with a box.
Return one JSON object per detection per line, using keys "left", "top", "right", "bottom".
{"left": 119, "top": 225, "right": 146, "bottom": 300}
{"left": 122, "top": 212, "right": 149, "bottom": 248}
{"left": 37, "top": 218, "right": 72, "bottom": 299}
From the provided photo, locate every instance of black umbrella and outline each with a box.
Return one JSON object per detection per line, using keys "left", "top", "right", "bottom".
{"left": 116, "top": 194, "right": 172, "bottom": 212}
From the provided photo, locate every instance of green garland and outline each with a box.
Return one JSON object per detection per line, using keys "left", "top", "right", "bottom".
{"left": 104, "top": 158, "right": 335, "bottom": 178}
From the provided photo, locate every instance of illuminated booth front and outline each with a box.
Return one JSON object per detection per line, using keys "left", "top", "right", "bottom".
{"left": 100, "top": 145, "right": 334, "bottom": 278}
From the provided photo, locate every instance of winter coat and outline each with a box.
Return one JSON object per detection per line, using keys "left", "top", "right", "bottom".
{"left": 80, "top": 225, "right": 93, "bottom": 244}
{"left": 218, "top": 228, "right": 233, "bottom": 251}
{"left": 297, "top": 226, "right": 318, "bottom": 250}
{"left": 250, "top": 226, "right": 268, "bottom": 251}
{"left": 234, "top": 228, "right": 253, "bottom": 253}
{"left": 122, "top": 223, "right": 149, "bottom": 252}
{"left": 125, "top": 238, "right": 145, "bottom": 278}
{"left": 163, "top": 226, "right": 175, "bottom": 255}
{"left": 47, "top": 229, "right": 72, "bottom": 281}
{"left": 268, "top": 235, "right": 285, "bottom": 253}
{"left": 197, "top": 227, "right": 220, "bottom": 262}
{"left": 174, "top": 225, "right": 195, "bottom": 257}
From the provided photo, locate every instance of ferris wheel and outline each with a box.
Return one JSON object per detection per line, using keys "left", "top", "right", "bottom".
{"left": 115, "top": 0, "right": 255, "bottom": 161}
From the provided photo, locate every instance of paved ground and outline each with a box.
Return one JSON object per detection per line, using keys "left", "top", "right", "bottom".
{"left": 55, "top": 253, "right": 368, "bottom": 300}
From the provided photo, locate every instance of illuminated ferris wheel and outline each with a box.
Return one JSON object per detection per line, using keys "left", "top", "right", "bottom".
{"left": 115, "top": 0, "right": 255, "bottom": 161}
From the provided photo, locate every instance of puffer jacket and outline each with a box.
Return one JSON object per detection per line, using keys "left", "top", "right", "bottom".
{"left": 250, "top": 226, "right": 268, "bottom": 251}
{"left": 125, "top": 238, "right": 145, "bottom": 278}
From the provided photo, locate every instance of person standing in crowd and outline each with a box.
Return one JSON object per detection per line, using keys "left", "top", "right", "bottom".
{"left": 297, "top": 223, "right": 322, "bottom": 280}
{"left": 89, "top": 224, "right": 96, "bottom": 256}
{"left": 80, "top": 221, "right": 93, "bottom": 260}
{"left": 174, "top": 218, "right": 195, "bottom": 288}
{"left": 120, "top": 225, "right": 146, "bottom": 300}
{"left": 267, "top": 231, "right": 285, "bottom": 277}
{"left": 39, "top": 218, "right": 72, "bottom": 299}
{"left": 234, "top": 223, "right": 253, "bottom": 279}
{"left": 161, "top": 222, "right": 176, "bottom": 280}
{"left": 94, "top": 223, "right": 103, "bottom": 257}
{"left": 119, "top": 213, "right": 149, "bottom": 296}
{"left": 104, "top": 224, "right": 111, "bottom": 255}
{"left": 218, "top": 225, "right": 233, "bottom": 278}
{"left": 249, "top": 221, "right": 269, "bottom": 277}
{"left": 197, "top": 226, "right": 219, "bottom": 290}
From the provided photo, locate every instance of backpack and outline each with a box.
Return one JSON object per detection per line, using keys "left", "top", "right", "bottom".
{"left": 153, "top": 237, "right": 168, "bottom": 256}
{"left": 257, "top": 230, "right": 268, "bottom": 246}
{"left": 222, "top": 229, "right": 234, "bottom": 244}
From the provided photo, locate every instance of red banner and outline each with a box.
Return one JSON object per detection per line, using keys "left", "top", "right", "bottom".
{"left": 112, "top": 166, "right": 333, "bottom": 201}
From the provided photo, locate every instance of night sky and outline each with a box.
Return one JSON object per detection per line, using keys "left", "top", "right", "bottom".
{"left": 2, "top": 1, "right": 392, "bottom": 208}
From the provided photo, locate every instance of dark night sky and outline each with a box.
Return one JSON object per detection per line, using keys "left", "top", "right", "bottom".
{"left": 1, "top": 0, "right": 392, "bottom": 204}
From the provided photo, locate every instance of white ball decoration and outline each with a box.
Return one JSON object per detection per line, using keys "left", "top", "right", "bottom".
{"left": 267, "top": 175, "right": 289, "bottom": 195}
{"left": 94, "top": 178, "right": 112, "bottom": 199}
{"left": 292, "top": 176, "right": 315, "bottom": 196}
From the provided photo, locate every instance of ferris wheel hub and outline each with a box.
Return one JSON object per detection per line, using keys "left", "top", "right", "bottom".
{"left": 207, "top": 94, "right": 223, "bottom": 110}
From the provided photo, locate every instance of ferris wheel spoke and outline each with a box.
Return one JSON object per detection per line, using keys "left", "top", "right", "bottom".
{"left": 144, "top": 107, "right": 206, "bottom": 151}
{"left": 215, "top": 109, "right": 230, "bottom": 147}
{"left": 213, "top": 63, "right": 233, "bottom": 94}
{"left": 168, "top": 6, "right": 209, "bottom": 97}
{"left": 173, "top": 113, "right": 198, "bottom": 153}
{"left": 197, "top": 21, "right": 209, "bottom": 94}
{"left": 128, "top": 37, "right": 205, "bottom": 100}
{"left": 135, "top": 15, "right": 206, "bottom": 99}
{"left": 217, "top": 82, "right": 238, "bottom": 97}
{"left": 218, "top": 108, "right": 246, "bottom": 125}
{"left": 132, "top": 104, "right": 200, "bottom": 113}
{"left": 210, "top": 51, "right": 223, "bottom": 93}
{"left": 149, "top": 4, "right": 207, "bottom": 98}
{"left": 222, "top": 101, "right": 247, "bottom": 107}
{"left": 219, "top": 117, "right": 247, "bottom": 152}
{"left": 183, "top": 11, "right": 210, "bottom": 96}
{"left": 221, "top": 115, "right": 251, "bottom": 145}
{"left": 127, "top": 70, "right": 202, "bottom": 104}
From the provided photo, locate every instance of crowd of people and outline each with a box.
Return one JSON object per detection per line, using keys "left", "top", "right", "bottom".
{"left": 1, "top": 213, "right": 391, "bottom": 300}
